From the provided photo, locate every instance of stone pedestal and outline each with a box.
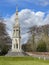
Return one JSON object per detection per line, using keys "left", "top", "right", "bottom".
{"left": 5, "top": 51, "right": 28, "bottom": 57}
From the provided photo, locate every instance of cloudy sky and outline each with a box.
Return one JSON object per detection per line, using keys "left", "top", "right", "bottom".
{"left": 0, "top": 0, "right": 49, "bottom": 43}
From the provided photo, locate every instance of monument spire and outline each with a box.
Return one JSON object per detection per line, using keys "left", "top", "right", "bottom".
{"left": 12, "top": 6, "right": 21, "bottom": 52}
{"left": 15, "top": 6, "right": 19, "bottom": 27}
{"left": 16, "top": 6, "right": 18, "bottom": 16}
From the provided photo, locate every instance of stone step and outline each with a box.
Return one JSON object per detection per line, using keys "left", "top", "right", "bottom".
{"left": 5, "top": 52, "right": 28, "bottom": 56}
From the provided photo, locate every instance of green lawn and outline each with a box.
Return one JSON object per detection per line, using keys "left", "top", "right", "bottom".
{"left": 0, "top": 56, "right": 49, "bottom": 65}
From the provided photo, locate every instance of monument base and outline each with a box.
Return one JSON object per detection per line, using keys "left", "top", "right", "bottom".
{"left": 5, "top": 50, "right": 28, "bottom": 56}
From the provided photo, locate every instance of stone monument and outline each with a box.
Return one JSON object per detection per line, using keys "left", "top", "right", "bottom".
{"left": 5, "top": 7, "right": 28, "bottom": 56}
{"left": 12, "top": 8, "right": 21, "bottom": 52}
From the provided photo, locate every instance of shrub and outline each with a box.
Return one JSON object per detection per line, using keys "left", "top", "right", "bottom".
{"left": 1, "top": 45, "right": 9, "bottom": 55}
{"left": 36, "top": 40, "right": 47, "bottom": 52}
{"left": 22, "top": 43, "right": 33, "bottom": 52}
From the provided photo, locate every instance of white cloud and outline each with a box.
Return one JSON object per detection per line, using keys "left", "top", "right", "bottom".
{"left": 21, "top": 33, "right": 29, "bottom": 44}
{"left": 36, "top": 11, "right": 45, "bottom": 17}
{"left": 4, "top": 9, "right": 49, "bottom": 43}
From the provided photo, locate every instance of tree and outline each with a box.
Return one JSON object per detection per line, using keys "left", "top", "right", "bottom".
{"left": 27, "top": 25, "right": 37, "bottom": 52}
{"left": 0, "top": 17, "right": 11, "bottom": 55}
{"left": 25, "top": 24, "right": 49, "bottom": 52}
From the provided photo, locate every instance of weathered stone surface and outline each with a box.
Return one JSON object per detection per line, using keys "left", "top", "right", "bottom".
{"left": 5, "top": 51, "right": 28, "bottom": 56}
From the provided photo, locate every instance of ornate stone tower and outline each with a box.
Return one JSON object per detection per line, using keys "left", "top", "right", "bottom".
{"left": 12, "top": 8, "right": 21, "bottom": 52}
{"left": 5, "top": 7, "right": 28, "bottom": 56}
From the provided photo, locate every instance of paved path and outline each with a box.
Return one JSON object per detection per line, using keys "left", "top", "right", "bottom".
{"left": 26, "top": 52, "right": 49, "bottom": 60}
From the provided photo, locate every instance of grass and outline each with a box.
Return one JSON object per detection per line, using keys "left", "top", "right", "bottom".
{"left": 0, "top": 56, "right": 49, "bottom": 65}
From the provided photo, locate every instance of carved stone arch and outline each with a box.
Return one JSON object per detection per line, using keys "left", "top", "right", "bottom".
{"left": 15, "top": 39, "right": 18, "bottom": 49}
